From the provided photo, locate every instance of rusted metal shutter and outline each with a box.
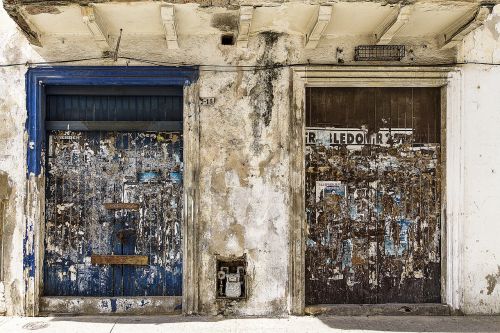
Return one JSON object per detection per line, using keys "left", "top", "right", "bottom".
{"left": 305, "top": 87, "right": 441, "bottom": 304}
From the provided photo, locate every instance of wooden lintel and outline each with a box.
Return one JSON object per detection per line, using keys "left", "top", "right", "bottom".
{"left": 305, "top": 5, "right": 332, "bottom": 49}
{"left": 236, "top": 5, "right": 254, "bottom": 48}
{"left": 91, "top": 255, "right": 149, "bottom": 265}
{"left": 161, "top": 4, "right": 179, "bottom": 49}
{"left": 440, "top": 6, "right": 490, "bottom": 50}
{"left": 104, "top": 202, "right": 140, "bottom": 210}
{"left": 81, "top": 5, "right": 111, "bottom": 51}
{"left": 376, "top": 6, "right": 412, "bottom": 45}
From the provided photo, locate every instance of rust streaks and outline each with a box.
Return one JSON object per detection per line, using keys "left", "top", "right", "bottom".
{"left": 91, "top": 255, "right": 149, "bottom": 266}
{"left": 103, "top": 202, "right": 140, "bottom": 210}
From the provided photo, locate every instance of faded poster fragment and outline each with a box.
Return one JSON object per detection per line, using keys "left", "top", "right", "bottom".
{"left": 316, "top": 181, "right": 346, "bottom": 202}
{"left": 306, "top": 127, "right": 413, "bottom": 149}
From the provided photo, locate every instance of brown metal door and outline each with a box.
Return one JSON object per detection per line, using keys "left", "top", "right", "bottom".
{"left": 305, "top": 87, "right": 441, "bottom": 304}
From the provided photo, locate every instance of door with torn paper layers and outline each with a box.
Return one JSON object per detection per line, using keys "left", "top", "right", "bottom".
{"left": 305, "top": 87, "right": 441, "bottom": 304}
{"left": 44, "top": 131, "right": 183, "bottom": 296}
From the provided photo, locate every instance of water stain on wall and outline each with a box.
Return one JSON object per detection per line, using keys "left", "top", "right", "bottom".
{"left": 250, "top": 32, "right": 283, "bottom": 153}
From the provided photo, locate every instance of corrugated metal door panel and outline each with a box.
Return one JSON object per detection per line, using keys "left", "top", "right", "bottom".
{"left": 44, "top": 131, "right": 183, "bottom": 297}
{"left": 305, "top": 87, "right": 441, "bottom": 305}
{"left": 46, "top": 95, "right": 183, "bottom": 122}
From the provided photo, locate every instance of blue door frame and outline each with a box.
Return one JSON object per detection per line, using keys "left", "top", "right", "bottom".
{"left": 26, "top": 66, "right": 198, "bottom": 176}
{"left": 24, "top": 66, "right": 199, "bottom": 304}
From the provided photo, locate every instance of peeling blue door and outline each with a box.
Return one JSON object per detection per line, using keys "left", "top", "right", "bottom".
{"left": 44, "top": 131, "right": 183, "bottom": 296}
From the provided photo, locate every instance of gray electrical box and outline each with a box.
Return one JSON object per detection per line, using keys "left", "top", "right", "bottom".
{"left": 216, "top": 255, "right": 247, "bottom": 300}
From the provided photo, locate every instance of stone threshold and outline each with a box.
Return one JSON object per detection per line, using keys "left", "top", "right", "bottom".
{"left": 40, "top": 296, "right": 182, "bottom": 315}
{"left": 305, "top": 303, "right": 454, "bottom": 316}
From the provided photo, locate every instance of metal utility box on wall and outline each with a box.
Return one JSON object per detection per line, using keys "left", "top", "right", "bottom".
{"left": 216, "top": 255, "right": 247, "bottom": 300}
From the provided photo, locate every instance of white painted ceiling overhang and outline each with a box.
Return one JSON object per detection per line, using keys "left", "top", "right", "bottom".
{"left": 11, "top": 1, "right": 494, "bottom": 62}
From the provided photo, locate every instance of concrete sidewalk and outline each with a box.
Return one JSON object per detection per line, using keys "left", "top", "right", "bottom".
{"left": 0, "top": 315, "right": 499, "bottom": 333}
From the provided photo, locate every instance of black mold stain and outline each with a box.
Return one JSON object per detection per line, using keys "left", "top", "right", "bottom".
{"left": 253, "top": 32, "right": 282, "bottom": 127}
{"left": 211, "top": 13, "right": 239, "bottom": 32}
{"left": 249, "top": 32, "right": 283, "bottom": 153}
{"left": 383, "top": 0, "right": 416, "bottom": 5}
{"left": 485, "top": 265, "right": 500, "bottom": 295}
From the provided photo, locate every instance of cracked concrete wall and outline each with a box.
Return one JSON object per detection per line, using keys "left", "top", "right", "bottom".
{"left": 458, "top": 6, "right": 500, "bottom": 314}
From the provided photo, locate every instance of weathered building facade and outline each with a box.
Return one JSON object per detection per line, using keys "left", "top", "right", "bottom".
{"left": 0, "top": 0, "right": 500, "bottom": 317}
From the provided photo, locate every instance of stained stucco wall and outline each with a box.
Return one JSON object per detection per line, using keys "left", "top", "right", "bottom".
{"left": 0, "top": 0, "right": 301, "bottom": 313}
{"left": 197, "top": 69, "right": 291, "bottom": 315}
{"left": 461, "top": 65, "right": 500, "bottom": 314}
{"left": 1, "top": 0, "right": 500, "bottom": 316}
{"left": 0, "top": 0, "right": 43, "bottom": 315}
{"left": 194, "top": 32, "right": 302, "bottom": 315}
{"left": 458, "top": 11, "right": 500, "bottom": 313}
{"left": 196, "top": 64, "right": 293, "bottom": 315}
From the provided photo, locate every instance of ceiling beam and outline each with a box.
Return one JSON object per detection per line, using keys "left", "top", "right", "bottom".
{"left": 81, "top": 5, "right": 111, "bottom": 51}
{"left": 305, "top": 5, "right": 332, "bottom": 49}
{"left": 440, "top": 6, "right": 490, "bottom": 50}
{"left": 161, "top": 4, "right": 179, "bottom": 49}
{"left": 376, "top": 6, "right": 412, "bottom": 45}
{"left": 237, "top": 5, "right": 254, "bottom": 48}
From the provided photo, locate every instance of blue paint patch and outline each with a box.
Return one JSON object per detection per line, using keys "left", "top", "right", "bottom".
{"left": 397, "top": 219, "right": 412, "bottom": 256}
{"left": 110, "top": 298, "right": 117, "bottom": 312}
{"left": 170, "top": 171, "right": 182, "bottom": 183}
{"left": 341, "top": 239, "right": 352, "bottom": 270}
{"left": 138, "top": 171, "right": 161, "bottom": 183}
{"left": 349, "top": 206, "right": 358, "bottom": 219}
{"left": 384, "top": 219, "right": 413, "bottom": 256}
{"left": 384, "top": 234, "right": 396, "bottom": 256}
{"left": 23, "top": 228, "right": 35, "bottom": 278}
{"left": 306, "top": 238, "right": 317, "bottom": 248}
{"left": 375, "top": 190, "right": 383, "bottom": 214}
